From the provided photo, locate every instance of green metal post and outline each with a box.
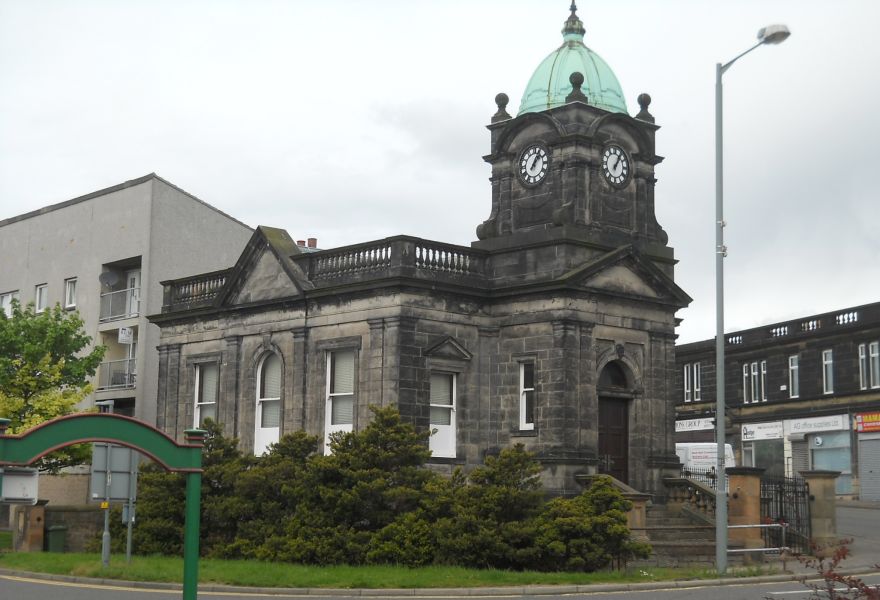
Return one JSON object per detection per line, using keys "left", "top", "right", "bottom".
{"left": 182, "top": 470, "right": 202, "bottom": 600}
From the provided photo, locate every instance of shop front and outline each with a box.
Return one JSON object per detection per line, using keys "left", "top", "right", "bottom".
{"left": 856, "top": 411, "right": 880, "bottom": 501}
{"left": 786, "top": 414, "right": 852, "bottom": 495}
{"left": 741, "top": 421, "right": 784, "bottom": 478}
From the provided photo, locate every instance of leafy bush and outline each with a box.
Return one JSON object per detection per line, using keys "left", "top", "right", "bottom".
{"left": 126, "top": 408, "right": 649, "bottom": 572}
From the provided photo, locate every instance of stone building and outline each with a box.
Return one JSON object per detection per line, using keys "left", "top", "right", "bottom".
{"left": 675, "top": 301, "right": 880, "bottom": 500}
{"left": 150, "top": 5, "right": 690, "bottom": 497}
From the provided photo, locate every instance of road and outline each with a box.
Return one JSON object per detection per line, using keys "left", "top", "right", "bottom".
{"left": 2, "top": 574, "right": 879, "bottom": 600}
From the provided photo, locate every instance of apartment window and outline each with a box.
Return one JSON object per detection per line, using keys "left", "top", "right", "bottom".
{"left": 788, "top": 355, "right": 799, "bottom": 398}
{"left": 35, "top": 284, "right": 48, "bottom": 312}
{"left": 64, "top": 278, "right": 77, "bottom": 309}
{"left": 822, "top": 349, "right": 834, "bottom": 394}
{"left": 255, "top": 353, "right": 282, "bottom": 455}
{"left": 194, "top": 363, "right": 219, "bottom": 427}
{"left": 520, "top": 363, "right": 535, "bottom": 429}
{"left": 325, "top": 350, "right": 355, "bottom": 452}
{"left": 860, "top": 342, "right": 880, "bottom": 390}
{"left": 743, "top": 360, "right": 766, "bottom": 403}
{"left": 429, "top": 372, "right": 456, "bottom": 458}
{"left": 683, "top": 362, "right": 702, "bottom": 403}
{"left": 0, "top": 291, "right": 19, "bottom": 317}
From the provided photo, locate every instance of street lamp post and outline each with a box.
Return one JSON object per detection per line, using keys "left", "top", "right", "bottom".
{"left": 715, "top": 23, "right": 790, "bottom": 575}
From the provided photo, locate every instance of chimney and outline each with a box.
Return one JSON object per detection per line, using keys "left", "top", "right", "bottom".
{"left": 296, "top": 240, "right": 306, "bottom": 247}
{"left": 307, "top": 237, "right": 317, "bottom": 249}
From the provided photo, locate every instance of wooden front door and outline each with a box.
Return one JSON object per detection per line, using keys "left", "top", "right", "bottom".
{"left": 598, "top": 397, "right": 629, "bottom": 484}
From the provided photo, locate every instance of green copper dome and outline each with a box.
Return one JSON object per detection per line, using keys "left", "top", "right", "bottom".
{"left": 519, "top": 3, "right": 628, "bottom": 115}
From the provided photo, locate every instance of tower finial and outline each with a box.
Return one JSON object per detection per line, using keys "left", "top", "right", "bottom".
{"left": 562, "top": 1, "right": 585, "bottom": 38}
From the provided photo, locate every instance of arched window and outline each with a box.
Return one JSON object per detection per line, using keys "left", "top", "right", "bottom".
{"left": 255, "top": 353, "right": 281, "bottom": 455}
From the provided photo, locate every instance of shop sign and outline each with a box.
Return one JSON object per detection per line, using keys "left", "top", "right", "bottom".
{"left": 675, "top": 418, "right": 714, "bottom": 432}
{"left": 787, "top": 414, "right": 847, "bottom": 434}
{"left": 855, "top": 412, "right": 880, "bottom": 433}
{"left": 742, "top": 421, "right": 783, "bottom": 441}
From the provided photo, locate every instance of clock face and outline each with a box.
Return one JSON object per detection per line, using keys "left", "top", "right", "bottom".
{"left": 518, "top": 144, "right": 549, "bottom": 186}
{"left": 602, "top": 145, "right": 631, "bottom": 187}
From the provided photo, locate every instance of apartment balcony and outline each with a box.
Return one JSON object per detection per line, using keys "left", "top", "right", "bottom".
{"left": 99, "top": 287, "right": 140, "bottom": 322}
{"left": 97, "top": 358, "right": 136, "bottom": 390}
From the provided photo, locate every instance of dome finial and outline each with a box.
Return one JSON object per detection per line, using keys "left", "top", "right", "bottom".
{"left": 562, "top": 1, "right": 585, "bottom": 39}
{"left": 565, "top": 72, "right": 589, "bottom": 104}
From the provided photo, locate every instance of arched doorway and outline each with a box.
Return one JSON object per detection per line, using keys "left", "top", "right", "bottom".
{"left": 597, "top": 360, "right": 632, "bottom": 484}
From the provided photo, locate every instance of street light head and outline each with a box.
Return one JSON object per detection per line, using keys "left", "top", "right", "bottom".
{"left": 758, "top": 24, "right": 791, "bottom": 45}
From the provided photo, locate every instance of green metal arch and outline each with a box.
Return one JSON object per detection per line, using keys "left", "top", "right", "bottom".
{"left": 0, "top": 414, "right": 203, "bottom": 472}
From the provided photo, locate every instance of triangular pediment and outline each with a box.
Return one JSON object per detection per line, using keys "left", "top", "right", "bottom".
{"left": 561, "top": 245, "right": 692, "bottom": 307}
{"left": 424, "top": 336, "right": 473, "bottom": 361}
{"left": 215, "top": 226, "right": 313, "bottom": 307}
{"left": 229, "top": 246, "right": 301, "bottom": 304}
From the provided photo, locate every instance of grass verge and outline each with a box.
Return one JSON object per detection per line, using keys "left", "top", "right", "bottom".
{"left": 0, "top": 552, "right": 773, "bottom": 589}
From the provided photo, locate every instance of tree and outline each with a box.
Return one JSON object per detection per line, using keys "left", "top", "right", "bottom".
{"left": 0, "top": 300, "right": 105, "bottom": 471}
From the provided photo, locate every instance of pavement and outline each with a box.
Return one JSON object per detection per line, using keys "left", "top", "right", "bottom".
{"left": 0, "top": 502, "right": 877, "bottom": 597}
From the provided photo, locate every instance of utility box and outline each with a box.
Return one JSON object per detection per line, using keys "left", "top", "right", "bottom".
{"left": 0, "top": 467, "right": 39, "bottom": 505}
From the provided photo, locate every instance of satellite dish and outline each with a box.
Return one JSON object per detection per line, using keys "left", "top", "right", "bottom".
{"left": 99, "top": 271, "right": 120, "bottom": 287}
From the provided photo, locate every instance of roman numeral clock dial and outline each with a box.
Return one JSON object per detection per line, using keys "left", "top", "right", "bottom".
{"left": 518, "top": 144, "right": 549, "bottom": 186}
{"left": 602, "top": 145, "right": 631, "bottom": 187}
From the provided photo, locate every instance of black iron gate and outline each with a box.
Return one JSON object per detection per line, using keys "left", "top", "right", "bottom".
{"left": 761, "top": 475, "right": 811, "bottom": 554}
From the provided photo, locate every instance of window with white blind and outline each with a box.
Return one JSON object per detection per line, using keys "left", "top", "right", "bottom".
{"left": 429, "top": 372, "right": 456, "bottom": 458}
{"left": 255, "top": 353, "right": 282, "bottom": 455}
{"left": 325, "top": 350, "right": 355, "bottom": 453}
{"left": 194, "top": 363, "right": 219, "bottom": 427}
{"left": 520, "top": 363, "right": 535, "bottom": 430}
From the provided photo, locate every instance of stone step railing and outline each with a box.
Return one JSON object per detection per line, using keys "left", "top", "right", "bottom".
{"left": 663, "top": 476, "right": 718, "bottom": 525}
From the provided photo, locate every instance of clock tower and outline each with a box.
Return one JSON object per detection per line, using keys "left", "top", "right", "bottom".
{"left": 476, "top": 3, "right": 669, "bottom": 262}
{"left": 471, "top": 3, "right": 688, "bottom": 497}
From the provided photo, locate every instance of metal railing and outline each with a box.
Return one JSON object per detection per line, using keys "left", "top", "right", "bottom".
{"left": 99, "top": 287, "right": 140, "bottom": 322}
{"left": 97, "top": 359, "right": 136, "bottom": 390}
{"left": 728, "top": 523, "right": 791, "bottom": 569}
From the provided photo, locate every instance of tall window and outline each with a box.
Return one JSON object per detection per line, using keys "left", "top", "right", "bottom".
{"left": 822, "top": 349, "right": 834, "bottom": 394}
{"left": 64, "top": 278, "right": 77, "bottom": 309}
{"left": 743, "top": 360, "right": 766, "bottom": 403}
{"left": 788, "top": 355, "right": 799, "bottom": 398}
{"left": 255, "top": 353, "right": 281, "bottom": 455}
{"left": 683, "top": 362, "right": 701, "bottom": 402}
{"left": 35, "top": 284, "right": 48, "bottom": 312}
{"left": 520, "top": 363, "right": 535, "bottom": 429}
{"left": 860, "top": 342, "right": 880, "bottom": 390}
{"left": 325, "top": 350, "right": 355, "bottom": 452}
{"left": 429, "top": 372, "right": 456, "bottom": 458}
{"left": 0, "top": 291, "right": 18, "bottom": 316}
{"left": 194, "top": 363, "right": 219, "bottom": 427}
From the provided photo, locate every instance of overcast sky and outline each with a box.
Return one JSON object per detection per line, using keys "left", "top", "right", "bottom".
{"left": 1, "top": 0, "right": 878, "bottom": 343}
